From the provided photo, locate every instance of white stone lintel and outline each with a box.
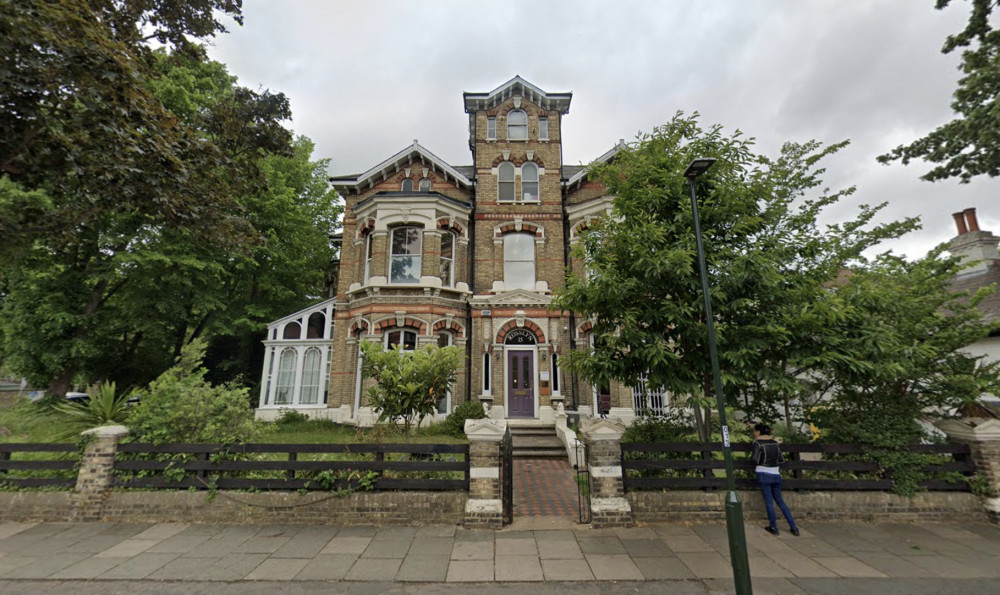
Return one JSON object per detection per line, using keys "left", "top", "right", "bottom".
{"left": 82, "top": 425, "right": 129, "bottom": 439}
{"left": 590, "top": 465, "right": 623, "bottom": 478}
{"left": 465, "top": 499, "right": 503, "bottom": 514}
{"left": 590, "top": 497, "right": 632, "bottom": 513}
{"left": 470, "top": 467, "right": 500, "bottom": 479}
{"left": 465, "top": 418, "right": 508, "bottom": 442}
{"left": 936, "top": 418, "right": 1000, "bottom": 442}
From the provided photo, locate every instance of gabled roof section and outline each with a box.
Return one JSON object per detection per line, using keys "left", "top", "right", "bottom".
{"left": 464, "top": 76, "right": 572, "bottom": 114}
{"left": 564, "top": 139, "right": 627, "bottom": 189}
{"left": 266, "top": 298, "right": 336, "bottom": 330}
{"left": 329, "top": 140, "right": 473, "bottom": 193}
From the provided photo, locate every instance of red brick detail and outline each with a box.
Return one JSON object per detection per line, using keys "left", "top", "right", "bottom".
{"left": 349, "top": 320, "right": 370, "bottom": 336}
{"left": 494, "top": 222, "right": 541, "bottom": 238}
{"left": 577, "top": 321, "right": 593, "bottom": 339}
{"left": 432, "top": 320, "right": 465, "bottom": 338}
{"left": 491, "top": 154, "right": 546, "bottom": 168}
{"left": 357, "top": 218, "right": 376, "bottom": 238}
{"left": 374, "top": 317, "right": 427, "bottom": 335}
{"left": 437, "top": 218, "right": 465, "bottom": 235}
{"left": 495, "top": 321, "right": 546, "bottom": 344}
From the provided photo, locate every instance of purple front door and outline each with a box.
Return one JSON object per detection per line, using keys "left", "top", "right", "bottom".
{"left": 507, "top": 350, "right": 534, "bottom": 418}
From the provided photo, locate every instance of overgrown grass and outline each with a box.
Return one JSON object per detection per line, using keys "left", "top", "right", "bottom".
{"left": 0, "top": 397, "right": 65, "bottom": 442}
{"left": 260, "top": 417, "right": 467, "bottom": 444}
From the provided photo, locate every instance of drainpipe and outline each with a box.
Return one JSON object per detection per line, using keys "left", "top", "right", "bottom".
{"left": 466, "top": 177, "right": 476, "bottom": 405}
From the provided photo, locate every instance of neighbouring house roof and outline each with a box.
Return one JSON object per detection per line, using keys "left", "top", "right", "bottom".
{"left": 952, "top": 264, "right": 1000, "bottom": 327}
{"left": 564, "top": 140, "right": 627, "bottom": 189}
{"left": 463, "top": 75, "right": 573, "bottom": 114}
{"left": 329, "top": 141, "right": 473, "bottom": 192}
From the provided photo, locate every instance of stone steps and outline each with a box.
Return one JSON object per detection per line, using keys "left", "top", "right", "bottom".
{"left": 509, "top": 424, "right": 565, "bottom": 459}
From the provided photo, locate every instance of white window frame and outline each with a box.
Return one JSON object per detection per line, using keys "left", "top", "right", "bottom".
{"left": 384, "top": 329, "right": 418, "bottom": 351}
{"left": 503, "top": 233, "right": 535, "bottom": 290}
{"left": 363, "top": 233, "right": 373, "bottom": 283}
{"left": 389, "top": 226, "right": 422, "bottom": 284}
{"left": 551, "top": 352, "right": 560, "bottom": 396}
{"left": 299, "top": 347, "right": 323, "bottom": 405}
{"left": 521, "top": 163, "right": 539, "bottom": 201}
{"left": 440, "top": 231, "right": 455, "bottom": 287}
{"left": 498, "top": 162, "right": 515, "bottom": 202}
{"left": 538, "top": 117, "right": 548, "bottom": 141}
{"left": 274, "top": 347, "right": 298, "bottom": 405}
{"left": 482, "top": 351, "right": 491, "bottom": 396}
{"left": 507, "top": 110, "right": 528, "bottom": 140}
{"left": 486, "top": 117, "right": 497, "bottom": 140}
{"left": 401, "top": 178, "right": 413, "bottom": 192}
{"left": 418, "top": 178, "right": 431, "bottom": 192}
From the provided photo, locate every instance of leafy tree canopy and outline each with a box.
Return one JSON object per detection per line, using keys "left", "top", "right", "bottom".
{"left": 878, "top": 0, "right": 1000, "bottom": 182}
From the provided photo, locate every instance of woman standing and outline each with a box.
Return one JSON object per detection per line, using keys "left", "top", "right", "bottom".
{"left": 751, "top": 423, "right": 800, "bottom": 536}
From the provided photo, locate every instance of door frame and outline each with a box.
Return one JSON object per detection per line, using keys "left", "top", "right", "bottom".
{"left": 503, "top": 346, "right": 538, "bottom": 419}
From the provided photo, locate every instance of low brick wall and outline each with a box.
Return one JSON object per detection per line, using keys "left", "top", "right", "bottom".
{"left": 0, "top": 490, "right": 466, "bottom": 525}
{"left": 628, "top": 490, "right": 987, "bottom": 523}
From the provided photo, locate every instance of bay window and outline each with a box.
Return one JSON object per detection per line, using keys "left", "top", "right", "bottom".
{"left": 390, "top": 226, "right": 422, "bottom": 284}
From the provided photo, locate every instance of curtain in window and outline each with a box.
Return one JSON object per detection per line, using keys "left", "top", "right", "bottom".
{"left": 274, "top": 348, "right": 297, "bottom": 405}
{"left": 299, "top": 347, "right": 323, "bottom": 404}
{"left": 507, "top": 110, "right": 527, "bottom": 140}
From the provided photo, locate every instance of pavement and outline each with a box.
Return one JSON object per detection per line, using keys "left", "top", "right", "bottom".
{"left": 0, "top": 519, "right": 997, "bottom": 594}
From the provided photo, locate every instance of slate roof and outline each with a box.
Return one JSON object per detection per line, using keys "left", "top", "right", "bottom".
{"left": 952, "top": 262, "right": 1000, "bottom": 326}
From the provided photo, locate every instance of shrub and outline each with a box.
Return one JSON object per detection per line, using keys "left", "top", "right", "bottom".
{"left": 442, "top": 399, "right": 487, "bottom": 437}
{"left": 52, "top": 382, "right": 131, "bottom": 440}
{"left": 127, "top": 340, "right": 259, "bottom": 444}
{"left": 275, "top": 409, "right": 311, "bottom": 426}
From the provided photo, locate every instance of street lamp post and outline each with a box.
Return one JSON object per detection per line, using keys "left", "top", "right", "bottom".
{"left": 684, "top": 157, "right": 753, "bottom": 595}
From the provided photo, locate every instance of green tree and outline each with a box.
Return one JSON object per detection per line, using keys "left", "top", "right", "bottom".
{"left": 878, "top": 0, "right": 1000, "bottom": 181}
{"left": 359, "top": 341, "right": 462, "bottom": 441}
{"left": 552, "top": 113, "right": 915, "bottom": 442}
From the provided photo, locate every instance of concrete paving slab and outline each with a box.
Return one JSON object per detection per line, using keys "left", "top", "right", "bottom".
{"left": 147, "top": 556, "right": 222, "bottom": 580}
{"left": 586, "top": 553, "right": 644, "bottom": 580}
{"left": 48, "top": 556, "right": 122, "bottom": 579}
{"left": 633, "top": 556, "right": 696, "bottom": 580}
{"left": 394, "top": 555, "right": 450, "bottom": 582}
{"left": 537, "top": 539, "right": 584, "bottom": 560}
{"left": 577, "top": 536, "right": 626, "bottom": 555}
{"left": 345, "top": 557, "right": 402, "bottom": 581}
{"left": 94, "top": 523, "right": 153, "bottom": 537}
{"left": 494, "top": 555, "right": 543, "bottom": 581}
{"left": 622, "top": 537, "right": 673, "bottom": 558}
{"left": 748, "top": 556, "right": 794, "bottom": 578}
{"left": 232, "top": 532, "right": 293, "bottom": 554}
{"left": 0, "top": 557, "right": 40, "bottom": 576}
{"left": 362, "top": 538, "right": 413, "bottom": 558}
{"left": 336, "top": 525, "right": 378, "bottom": 537}
{"left": 408, "top": 537, "right": 455, "bottom": 558}
{"left": 445, "top": 559, "right": 493, "bottom": 582}
{"left": 244, "top": 557, "right": 310, "bottom": 580}
{"left": 705, "top": 577, "right": 808, "bottom": 595}
{"left": 898, "top": 554, "right": 991, "bottom": 578}
{"left": 661, "top": 535, "right": 717, "bottom": 553}
{"left": 0, "top": 522, "right": 38, "bottom": 541}
{"left": 292, "top": 554, "right": 357, "bottom": 580}
{"left": 131, "top": 523, "right": 188, "bottom": 542}
{"left": 768, "top": 551, "right": 839, "bottom": 578}
{"left": 812, "top": 556, "right": 887, "bottom": 578}
{"left": 534, "top": 530, "right": 576, "bottom": 542}
{"left": 855, "top": 552, "right": 940, "bottom": 578}
{"left": 198, "top": 553, "right": 269, "bottom": 581}
{"left": 183, "top": 526, "right": 259, "bottom": 558}
{"left": 495, "top": 537, "right": 537, "bottom": 557}
{"left": 372, "top": 527, "right": 418, "bottom": 541}
{"left": 450, "top": 540, "right": 492, "bottom": 560}
{"left": 783, "top": 538, "right": 847, "bottom": 558}
{"left": 415, "top": 525, "right": 458, "bottom": 538}
{"left": 96, "top": 553, "right": 179, "bottom": 579}
{"left": 540, "top": 558, "right": 595, "bottom": 581}
{"left": 453, "top": 529, "right": 495, "bottom": 542}
{"left": 1, "top": 553, "right": 89, "bottom": 579}
{"left": 320, "top": 536, "right": 372, "bottom": 555}
{"left": 94, "top": 539, "right": 159, "bottom": 558}
{"left": 676, "top": 551, "right": 734, "bottom": 579}
{"left": 270, "top": 527, "right": 338, "bottom": 558}
{"left": 145, "top": 533, "right": 211, "bottom": 553}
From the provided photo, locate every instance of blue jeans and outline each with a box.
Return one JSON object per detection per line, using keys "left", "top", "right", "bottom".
{"left": 756, "top": 472, "right": 797, "bottom": 531}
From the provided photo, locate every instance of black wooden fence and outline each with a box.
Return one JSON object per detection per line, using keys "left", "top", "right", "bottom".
{"left": 0, "top": 443, "right": 79, "bottom": 488}
{"left": 621, "top": 442, "right": 976, "bottom": 492}
{"left": 113, "top": 442, "right": 470, "bottom": 492}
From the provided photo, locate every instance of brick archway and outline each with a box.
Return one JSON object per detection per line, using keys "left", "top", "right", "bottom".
{"left": 495, "top": 320, "right": 546, "bottom": 344}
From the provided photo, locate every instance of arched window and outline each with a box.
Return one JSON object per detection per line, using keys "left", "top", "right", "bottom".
{"left": 282, "top": 321, "right": 301, "bottom": 340}
{"left": 521, "top": 163, "right": 539, "bottom": 201}
{"left": 439, "top": 231, "right": 455, "bottom": 286}
{"left": 385, "top": 329, "right": 418, "bottom": 351}
{"left": 274, "top": 348, "right": 297, "bottom": 405}
{"left": 504, "top": 233, "right": 535, "bottom": 290}
{"left": 401, "top": 178, "right": 413, "bottom": 192}
{"left": 299, "top": 347, "right": 323, "bottom": 405}
{"left": 390, "top": 226, "right": 422, "bottom": 284}
{"left": 307, "top": 312, "right": 326, "bottom": 339}
{"left": 498, "top": 162, "right": 515, "bottom": 202}
{"left": 418, "top": 178, "right": 431, "bottom": 192}
{"left": 507, "top": 110, "right": 527, "bottom": 140}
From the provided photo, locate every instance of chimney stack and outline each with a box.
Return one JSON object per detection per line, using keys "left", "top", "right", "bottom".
{"left": 949, "top": 207, "right": 999, "bottom": 275}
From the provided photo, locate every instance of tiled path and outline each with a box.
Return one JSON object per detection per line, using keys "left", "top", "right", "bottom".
{"left": 0, "top": 520, "right": 997, "bottom": 588}
{"left": 513, "top": 458, "right": 579, "bottom": 518}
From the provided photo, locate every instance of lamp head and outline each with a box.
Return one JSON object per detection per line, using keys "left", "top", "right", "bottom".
{"left": 683, "top": 158, "right": 716, "bottom": 179}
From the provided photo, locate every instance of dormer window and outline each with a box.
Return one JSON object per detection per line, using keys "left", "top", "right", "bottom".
{"left": 418, "top": 178, "right": 431, "bottom": 192}
{"left": 538, "top": 117, "right": 548, "bottom": 141}
{"left": 507, "top": 110, "right": 527, "bottom": 140}
{"left": 401, "top": 178, "right": 413, "bottom": 192}
{"left": 498, "top": 162, "right": 515, "bottom": 202}
{"left": 521, "top": 163, "right": 539, "bottom": 201}
{"left": 487, "top": 117, "right": 497, "bottom": 140}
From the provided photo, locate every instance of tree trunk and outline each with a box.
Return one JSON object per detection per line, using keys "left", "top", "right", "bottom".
{"left": 784, "top": 394, "right": 793, "bottom": 436}
{"left": 46, "top": 368, "right": 75, "bottom": 398}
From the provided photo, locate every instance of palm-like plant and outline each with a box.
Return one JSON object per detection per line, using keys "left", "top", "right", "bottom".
{"left": 53, "top": 382, "right": 132, "bottom": 440}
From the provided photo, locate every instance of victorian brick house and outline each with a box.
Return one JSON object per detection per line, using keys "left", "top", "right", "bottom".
{"left": 256, "top": 77, "right": 666, "bottom": 424}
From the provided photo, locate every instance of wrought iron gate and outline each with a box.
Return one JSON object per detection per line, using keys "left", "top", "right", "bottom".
{"left": 574, "top": 440, "right": 591, "bottom": 524}
{"left": 501, "top": 427, "right": 513, "bottom": 526}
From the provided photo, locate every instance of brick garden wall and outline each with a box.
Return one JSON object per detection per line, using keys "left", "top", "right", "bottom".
{"left": 0, "top": 491, "right": 467, "bottom": 525}
{"left": 628, "top": 490, "right": 987, "bottom": 523}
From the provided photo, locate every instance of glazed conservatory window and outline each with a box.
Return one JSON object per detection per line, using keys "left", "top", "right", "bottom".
{"left": 390, "top": 227, "right": 422, "bottom": 284}
{"left": 299, "top": 347, "right": 323, "bottom": 404}
{"left": 274, "top": 347, "right": 297, "bottom": 405}
{"left": 385, "top": 329, "right": 417, "bottom": 351}
{"left": 507, "top": 110, "right": 527, "bottom": 140}
{"left": 440, "top": 231, "right": 455, "bottom": 286}
{"left": 401, "top": 178, "right": 413, "bottom": 192}
{"left": 498, "top": 162, "right": 515, "bottom": 202}
{"left": 504, "top": 233, "right": 535, "bottom": 290}
{"left": 282, "top": 321, "right": 301, "bottom": 340}
{"left": 306, "top": 312, "right": 326, "bottom": 339}
{"left": 521, "top": 163, "right": 539, "bottom": 201}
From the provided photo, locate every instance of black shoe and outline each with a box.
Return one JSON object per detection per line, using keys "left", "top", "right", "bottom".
{"left": 764, "top": 526, "right": 780, "bottom": 536}
{"left": 791, "top": 527, "right": 800, "bottom": 536}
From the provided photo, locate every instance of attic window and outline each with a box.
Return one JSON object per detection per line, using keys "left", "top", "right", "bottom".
{"left": 419, "top": 178, "right": 431, "bottom": 192}
{"left": 401, "top": 178, "right": 413, "bottom": 192}
{"left": 507, "top": 110, "right": 527, "bottom": 140}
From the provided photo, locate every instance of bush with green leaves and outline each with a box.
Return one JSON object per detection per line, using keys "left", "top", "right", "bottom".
{"left": 442, "top": 399, "right": 487, "bottom": 438}
{"left": 127, "top": 340, "right": 259, "bottom": 444}
{"left": 51, "top": 382, "right": 131, "bottom": 440}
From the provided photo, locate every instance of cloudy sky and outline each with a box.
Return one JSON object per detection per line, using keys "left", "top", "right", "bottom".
{"left": 207, "top": 0, "right": 997, "bottom": 258}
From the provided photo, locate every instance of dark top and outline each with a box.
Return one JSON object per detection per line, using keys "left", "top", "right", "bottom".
{"left": 751, "top": 438, "right": 784, "bottom": 468}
